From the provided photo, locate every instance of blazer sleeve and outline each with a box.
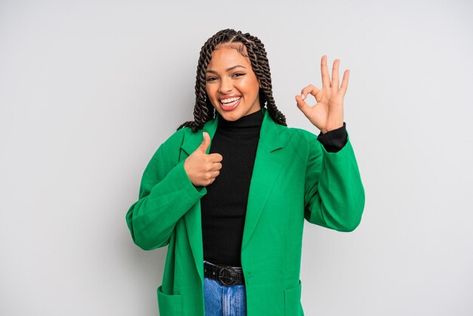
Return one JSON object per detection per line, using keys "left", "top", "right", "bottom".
{"left": 125, "top": 128, "right": 207, "bottom": 250}
{"left": 303, "top": 131, "right": 365, "bottom": 232}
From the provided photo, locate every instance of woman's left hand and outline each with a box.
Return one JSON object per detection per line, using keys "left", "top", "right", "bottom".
{"left": 295, "top": 55, "right": 349, "bottom": 133}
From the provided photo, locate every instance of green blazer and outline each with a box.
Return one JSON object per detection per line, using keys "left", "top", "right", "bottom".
{"left": 126, "top": 108, "right": 365, "bottom": 316}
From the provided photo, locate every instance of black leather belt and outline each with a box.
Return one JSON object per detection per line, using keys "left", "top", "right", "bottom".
{"left": 204, "top": 260, "right": 245, "bottom": 286}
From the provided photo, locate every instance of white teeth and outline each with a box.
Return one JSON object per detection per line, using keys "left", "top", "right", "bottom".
{"left": 220, "top": 97, "right": 241, "bottom": 104}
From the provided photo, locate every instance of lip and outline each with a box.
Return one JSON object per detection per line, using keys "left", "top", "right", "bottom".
{"left": 220, "top": 97, "right": 241, "bottom": 111}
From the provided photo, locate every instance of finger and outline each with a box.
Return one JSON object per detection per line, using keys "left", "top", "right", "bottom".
{"left": 212, "top": 162, "right": 223, "bottom": 171}
{"left": 295, "top": 94, "right": 311, "bottom": 115}
{"left": 206, "top": 173, "right": 220, "bottom": 185}
{"left": 204, "top": 170, "right": 220, "bottom": 181}
{"left": 340, "top": 69, "right": 350, "bottom": 95}
{"left": 300, "top": 86, "right": 307, "bottom": 99}
{"left": 208, "top": 162, "right": 222, "bottom": 172}
{"left": 198, "top": 132, "right": 211, "bottom": 153}
{"left": 208, "top": 152, "right": 223, "bottom": 162}
{"left": 321, "top": 55, "right": 331, "bottom": 89}
{"left": 300, "top": 84, "right": 320, "bottom": 100}
{"left": 332, "top": 59, "right": 340, "bottom": 89}
{"left": 300, "top": 84, "right": 312, "bottom": 99}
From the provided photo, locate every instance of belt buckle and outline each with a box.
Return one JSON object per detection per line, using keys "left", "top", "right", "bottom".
{"left": 218, "top": 266, "right": 237, "bottom": 286}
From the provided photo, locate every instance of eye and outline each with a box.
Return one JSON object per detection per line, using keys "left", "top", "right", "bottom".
{"left": 206, "top": 77, "right": 217, "bottom": 82}
{"left": 232, "top": 73, "right": 245, "bottom": 78}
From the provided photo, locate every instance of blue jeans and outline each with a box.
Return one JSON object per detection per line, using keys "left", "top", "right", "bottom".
{"left": 203, "top": 272, "right": 247, "bottom": 316}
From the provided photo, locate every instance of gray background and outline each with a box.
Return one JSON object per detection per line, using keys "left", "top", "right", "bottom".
{"left": 1, "top": 0, "right": 472, "bottom": 315}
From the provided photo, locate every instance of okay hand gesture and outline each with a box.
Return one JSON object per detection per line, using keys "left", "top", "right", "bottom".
{"left": 295, "top": 55, "right": 349, "bottom": 133}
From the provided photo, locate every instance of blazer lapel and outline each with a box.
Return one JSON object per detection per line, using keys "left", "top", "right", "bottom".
{"left": 180, "top": 118, "right": 218, "bottom": 281}
{"left": 241, "top": 109, "right": 290, "bottom": 250}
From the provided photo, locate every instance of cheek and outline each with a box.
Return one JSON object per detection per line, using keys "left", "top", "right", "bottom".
{"left": 239, "top": 78, "right": 259, "bottom": 94}
{"left": 205, "top": 86, "right": 219, "bottom": 107}
{"left": 205, "top": 85, "right": 215, "bottom": 97}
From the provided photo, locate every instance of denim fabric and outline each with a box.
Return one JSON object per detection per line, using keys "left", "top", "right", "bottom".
{"left": 203, "top": 275, "right": 247, "bottom": 316}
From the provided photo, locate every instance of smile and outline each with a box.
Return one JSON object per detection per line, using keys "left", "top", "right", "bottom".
{"left": 219, "top": 97, "right": 241, "bottom": 111}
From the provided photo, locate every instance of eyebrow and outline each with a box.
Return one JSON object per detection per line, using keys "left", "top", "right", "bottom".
{"left": 206, "top": 65, "right": 247, "bottom": 73}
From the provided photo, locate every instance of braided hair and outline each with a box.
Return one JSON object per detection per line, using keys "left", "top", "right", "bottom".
{"left": 177, "top": 28, "right": 287, "bottom": 132}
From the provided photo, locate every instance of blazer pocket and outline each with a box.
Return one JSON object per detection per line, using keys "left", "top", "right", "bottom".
{"left": 284, "top": 280, "right": 302, "bottom": 316}
{"left": 157, "top": 285, "right": 183, "bottom": 316}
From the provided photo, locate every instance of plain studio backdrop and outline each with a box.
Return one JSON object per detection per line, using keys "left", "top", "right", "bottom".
{"left": 1, "top": 0, "right": 472, "bottom": 315}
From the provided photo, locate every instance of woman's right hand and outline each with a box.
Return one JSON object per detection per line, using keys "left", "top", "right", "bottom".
{"left": 184, "top": 132, "right": 223, "bottom": 187}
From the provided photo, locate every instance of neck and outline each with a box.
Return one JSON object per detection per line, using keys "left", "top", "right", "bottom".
{"left": 217, "top": 109, "right": 263, "bottom": 129}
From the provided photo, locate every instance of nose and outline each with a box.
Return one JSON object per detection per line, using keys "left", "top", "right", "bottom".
{"left": 218, "top": 77, "right": 233, "bottom": 94}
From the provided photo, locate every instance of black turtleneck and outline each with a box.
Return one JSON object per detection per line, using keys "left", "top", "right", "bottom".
{"left": 201, "top": 109, "right": 263, "bottom": 267}
{"left": 200, "top": 109, "right": 348, "bottom": 267}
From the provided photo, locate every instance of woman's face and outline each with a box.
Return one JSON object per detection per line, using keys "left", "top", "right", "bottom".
{"left": 205, "top": 43, "right": 261, "bottom": 121}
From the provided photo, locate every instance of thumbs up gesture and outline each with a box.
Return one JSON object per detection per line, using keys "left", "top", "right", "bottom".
{"left": 184, "top": 132, "right": 223, "bottom": 187}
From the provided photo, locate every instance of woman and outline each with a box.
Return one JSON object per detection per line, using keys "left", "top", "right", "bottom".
{"left": 125, "top": 28, "right": 365, "bottom": 316}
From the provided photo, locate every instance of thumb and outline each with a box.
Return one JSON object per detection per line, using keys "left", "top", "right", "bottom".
{"left": 197, "top": 132, "right": 210, "bottom": 154}
{"left": 295, "top": 95, "right": 310, "bottom": 114}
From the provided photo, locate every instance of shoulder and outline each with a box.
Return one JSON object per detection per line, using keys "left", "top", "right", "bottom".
{"left": 159, "top": 126, "right": 189, "bottom": 150}
{"left": 285, "top": 126, "right": 320, "bottom": 146}
{"left": 150, "top": 126, "right": 193, "bottom": 163}
{"left": 286, "top": 124, "right": 318, "bottom": 138}
{"left": 282, "top": 126, "right": 323, "bottom": 160}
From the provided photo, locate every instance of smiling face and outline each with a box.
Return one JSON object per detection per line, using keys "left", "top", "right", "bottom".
{"left": 205, "top": 43, "right": 261, "bottom": 121}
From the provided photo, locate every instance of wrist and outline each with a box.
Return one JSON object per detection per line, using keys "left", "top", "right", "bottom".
{"left": 322, "top": 122, "right": 344, "bottom": 133}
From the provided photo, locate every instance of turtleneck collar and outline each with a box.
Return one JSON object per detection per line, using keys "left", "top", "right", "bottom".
{"left": 217, "top": 108, "right": 264, "bottom": 130}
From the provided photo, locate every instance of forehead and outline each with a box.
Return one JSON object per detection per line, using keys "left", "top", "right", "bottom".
{"left": 207, "top": 43, "right": 251, "bottom": 70}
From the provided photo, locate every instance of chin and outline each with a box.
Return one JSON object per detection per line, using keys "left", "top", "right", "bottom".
{"left": 217, "top": 110, "right": 242, "bottom": 121}
{"left": 212, "top": 100, "right": 260, "bottom": 121}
